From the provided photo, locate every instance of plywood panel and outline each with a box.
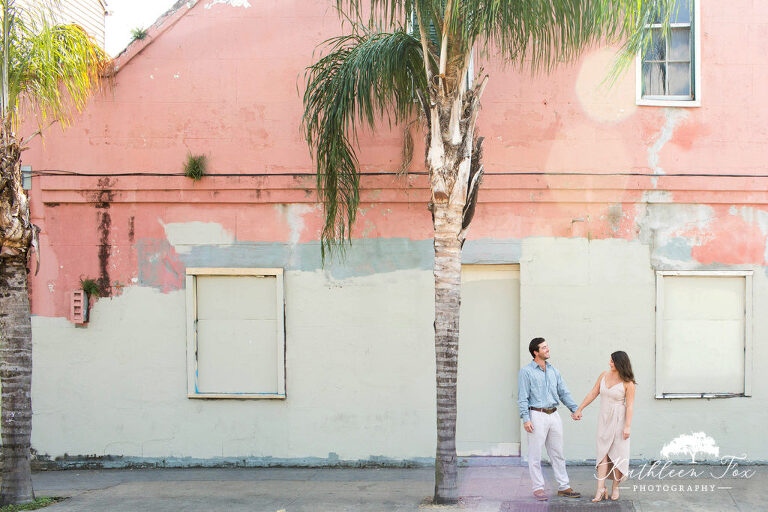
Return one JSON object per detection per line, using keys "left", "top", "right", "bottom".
{"left": 662, "top": 276, "right": 745, "bottom": 394}
{"left": 196, "top": 275, "right": 277, "bottom": 320}
{"left": 197, "top": 319, "right": 278, "bottom": 393}
{"left": 664, "top": 276, "right": 745, "bottom": 319}
{"left": 456, "top": 265, "right": 520, "bottom": 456}
{"left": 194, "top": 274, "right": 280, "bottom": 395}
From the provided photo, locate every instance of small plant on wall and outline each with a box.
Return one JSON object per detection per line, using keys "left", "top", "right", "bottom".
{"left": 184, "top": 153, "right": 207, "bottom": 181}
{"left": 80, "top": 277, "right": 100, "bottom": 298}
{"left": 72, "top": 277, "right": 100, "bottom": 325}
{"left": 130, "top": 27, "right": 148, "bottom": 40}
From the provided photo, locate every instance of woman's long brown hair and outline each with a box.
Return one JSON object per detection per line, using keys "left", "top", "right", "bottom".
{"left": 611, "top": 351, "right": 636, "bottom": 384}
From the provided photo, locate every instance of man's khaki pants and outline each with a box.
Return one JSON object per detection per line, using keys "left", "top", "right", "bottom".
{"left": 527, "top": 409, "right": 570, "bottom": 492}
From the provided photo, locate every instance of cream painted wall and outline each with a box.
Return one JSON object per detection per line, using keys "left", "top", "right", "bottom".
{"left": 32, "top": 270, "right": 437, "bottom": 462}
{"left": 30, "top": 238, "right": 768, "bottom": 464}
{"left": 519, "top": 238, "right": 767, "bottom": 463}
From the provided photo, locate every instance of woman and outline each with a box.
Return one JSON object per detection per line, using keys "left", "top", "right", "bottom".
{"left": 573, "top": 351, "right": 636, "bottom": 502}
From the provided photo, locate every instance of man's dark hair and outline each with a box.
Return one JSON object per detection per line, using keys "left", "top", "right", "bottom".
{"left": 529, "top": 337, "right": 546, "bottom": 358}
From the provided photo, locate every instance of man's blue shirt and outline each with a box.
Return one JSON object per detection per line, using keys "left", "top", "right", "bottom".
{"left": 517, "top": 360, "right": 578, "bottom": 423}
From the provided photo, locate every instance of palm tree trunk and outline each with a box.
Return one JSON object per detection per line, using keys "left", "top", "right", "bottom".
{"left": 0, "top": 254, "right": 34, "bottom": 505}
{"left": 429, "top": 76, "right": 487, "bottom": 503}
{"left": 0, "top": 129, "right": 35, "bottom": 505}
{"left": 432, "top": 201, "right": 463, "bottom": 503}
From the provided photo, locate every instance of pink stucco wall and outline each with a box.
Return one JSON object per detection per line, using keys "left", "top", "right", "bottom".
{"left": 23, "top": 0, "right": 768, "bottom": 318}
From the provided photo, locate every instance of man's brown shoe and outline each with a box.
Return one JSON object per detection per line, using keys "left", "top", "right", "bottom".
{"left": 533, "top": 490, "right": 548, "bottom": 501}
{"left": 557, "top": 488, "right": 581, "bottom": 498}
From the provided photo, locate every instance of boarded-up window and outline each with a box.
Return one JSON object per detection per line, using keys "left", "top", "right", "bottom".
{"left": 186, "top": 268, "right": 285, "bottom": 399}
{"left": 656, "top": 271, "right": 752, "bottom": 398}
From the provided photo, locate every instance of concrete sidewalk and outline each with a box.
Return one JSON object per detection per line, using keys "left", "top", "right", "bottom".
{"left": 30, "top": 465, "right": 765, "bottom": 511}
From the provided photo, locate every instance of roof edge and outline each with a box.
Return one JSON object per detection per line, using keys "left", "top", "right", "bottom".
{"left": 107, "top": 0, "right": 199, "bottom": 76}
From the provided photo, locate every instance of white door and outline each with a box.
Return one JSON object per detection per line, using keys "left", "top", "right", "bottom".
{"left": 456, "top": 265, "right": 520, "bottom": 456}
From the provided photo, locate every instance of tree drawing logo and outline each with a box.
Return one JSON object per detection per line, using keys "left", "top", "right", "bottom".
{"left": 660, "top": 432, "right": 720, "bottom": 463}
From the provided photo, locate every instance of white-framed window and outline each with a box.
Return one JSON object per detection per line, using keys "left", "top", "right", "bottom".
{"left": 185, "top": 267, "right": 286, "bottom": 399}
{"left": 636, "top": 0, "right": 701, "bottom": 107}
{"left": 655, "top": 271, "right": 753, "bottom": 399}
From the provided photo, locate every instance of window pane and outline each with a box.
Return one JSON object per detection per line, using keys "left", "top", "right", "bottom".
{"left": 643, "top": 62, "right": 666, "bottom": 96}
{"left": 672, "top": 0, "right": 691, "bottom": 24}
{"left": 643, "top": 28, "right": 666, "bottom": 61}
{"left": 668, "top": 62, "right": 691, "bottom": 96}
{"left": 669, "top": 28, "right": 691, "bottom": 61}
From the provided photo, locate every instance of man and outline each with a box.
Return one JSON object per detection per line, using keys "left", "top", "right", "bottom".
{"left": 518, "top": 337, "right": 581, "bottom": 501}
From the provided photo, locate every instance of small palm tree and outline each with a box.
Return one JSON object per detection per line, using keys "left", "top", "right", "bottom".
{"left": 0, "top": 0, "right": 108, "bottom": 504}
{"left": 303, "top": 0, "right": 672, "bottom": 503}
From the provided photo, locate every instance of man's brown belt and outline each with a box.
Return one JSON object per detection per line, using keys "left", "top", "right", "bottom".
{"left": 529, "top": 406, "right": 557, "bottom": 414}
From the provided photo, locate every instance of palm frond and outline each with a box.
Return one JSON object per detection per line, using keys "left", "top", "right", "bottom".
{"left": 2, "top": 2, "right": 109, "bottom": 128}
{"left": 453, "top": 0, "right": 674, "bottom": 74}
{"left": 335, "top": 1, "right": 674, "bottom": 77}
{"left": 336, "top": 0, "right": 411, "bottom": 28}
{"left": 302, "top": 28, "right": 427, "bottom": 258}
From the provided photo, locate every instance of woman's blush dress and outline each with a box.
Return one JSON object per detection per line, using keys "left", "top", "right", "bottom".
{"left": 595, "top": 374, "right": 629, "bottom": 481}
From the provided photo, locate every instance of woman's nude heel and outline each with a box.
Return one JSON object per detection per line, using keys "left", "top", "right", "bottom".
{"left": 591, "top": 489, "right": 607, "bottom": 502}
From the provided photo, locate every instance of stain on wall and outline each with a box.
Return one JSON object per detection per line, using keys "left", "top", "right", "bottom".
{"left": 94, "top": 178, "right": 115, "bottom": 296}
{"left": 128, "top": 216, "right": 135, "bottom": 243}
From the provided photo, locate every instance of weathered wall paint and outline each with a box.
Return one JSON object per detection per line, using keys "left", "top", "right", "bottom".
{"left": 30, "top": 239, "right": 768, "bottom": 464}
{"left": 17, "top": 0, "right": 768, "bottom": 465}
{"left": 32, "top": 271, "right": 438, "bottom": 462}
{"left": 518, "top": 238, "right": 768, "bottom": 463}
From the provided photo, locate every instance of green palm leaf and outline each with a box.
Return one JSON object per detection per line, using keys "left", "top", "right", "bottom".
{"left": 1, "top": 0, "right": 108, "bottom": 129}
{"left": 336, "top": 1, "right": 674, "bottom": 73}
{"left": 306, "top": 1, "right": 675, "bottom": 258}
{"left": 454, "top": 0, "right": 673, "bottom": 74}
{"left": 302, "top": 27, "right": 427, "bottom": 258}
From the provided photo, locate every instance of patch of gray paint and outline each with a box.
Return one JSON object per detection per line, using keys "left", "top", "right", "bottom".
{"left": 462, "top": 239, "right": 522, "bottom": 264}
{"left": 135, "top": 236, "right": 525, "bottom": 290}
{"left": 636, "top": 203, "right": 713, "bottom": 245}
{"left": 181, "top": 242, "right": 294, "bottom": 270}
{"left": 204, "top": 0, "right": 251, "bottom": 8}
{"left": 298, "top": 238, "right": 434, "bottom": 280}
{"left": 654, "top": 237, "right": 692, "bottom": 262}
{"left": 635, "top": 203, "right": 714, "bottom": 268}
{"left": 178, "top": 238, "right": 434, "bottom": 280}
{"left": 642, "top": 190, "right": 673, "bottom": 203}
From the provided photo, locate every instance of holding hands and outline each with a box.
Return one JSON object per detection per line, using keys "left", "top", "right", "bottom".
{"left": 571, "top": 409, "right": 583, "bottom": 421}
